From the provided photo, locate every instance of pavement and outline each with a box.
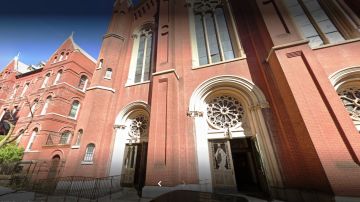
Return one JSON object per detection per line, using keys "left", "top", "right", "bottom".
{"left": 0, "top": 186, "right": 35, "bottom": 202}
{"left": 0, "top": 186, "right": 283, "bottom": 202}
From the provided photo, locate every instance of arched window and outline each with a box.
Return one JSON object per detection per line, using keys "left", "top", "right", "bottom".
{"left": 78, "top": 75, "right": 88, "bottom": 91}
{"left": 128, "top": 26, "right": 154, "bottom": 84}
{"left": 28, "top": 99, "right": 39, "bottom": 117}
{"left": 74, "top": 129, "right": 83, "bottom": 146}
{"left": 83, "top": 143, "right": 95, "bottom": 162}
{"left": 98, "top": 59, "right": 104, "bottom": 69}
{"left": 0, "top": 108, "right": 7, "bottom": 121}
{"left": 330, "top": 68, "right": 360, "bottom": 130}
{"left": 59, "top": 130, "right": 71, "bottom": 144}
{"left": 338, "top": 87, "right": 360, "bottom": 120}
{"left": 53, "top": 70, "right": 63, "bottom": 85}
{"left": 191, "top": 0, "right": 241, "bottom": 66}
{"left": 26, "top": 128, "right": 38, "bottom": 151}
{"left": 59, "top": 52, "right": 64, "bottom": 61}
{"left": 41, "top": 96, "right": 52, "bottom": 115}
{"left": 10, "top": 85, "right": 19, "bottom": 99}
{"left": 16, "top": 129, "right": 25, "bottom": 145}
{"left": 104, "top": 68, "right": 112, "bottom": 79}
{"left": 20, "top": 83, "right": 30, "bottom": 97}
{"left": 41, "top": 73, "right": 51, "bottom": 88}
{"left": 283, "top": 0, "right": 360, "bottom": 47}
{"left": 69, "top": 100, "right": 80, "bottom": 118}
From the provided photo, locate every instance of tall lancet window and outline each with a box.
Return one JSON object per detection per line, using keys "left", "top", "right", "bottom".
{"left": 128, "top": 26, "right": 154, "bottom": 85}
{"left": 191, "top": 0, "right": 241, "bottom": 66}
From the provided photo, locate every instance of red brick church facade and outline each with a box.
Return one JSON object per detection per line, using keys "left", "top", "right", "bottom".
{"left": 2, "top": 0, "right": 360, "bottom": 201}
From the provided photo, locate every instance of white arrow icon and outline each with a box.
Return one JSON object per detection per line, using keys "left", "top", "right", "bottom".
{"left": 158, "top": 181, "right": 162, "bottom": 187}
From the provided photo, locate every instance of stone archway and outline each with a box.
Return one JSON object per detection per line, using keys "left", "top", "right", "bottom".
{"left": 110, "top": 101, "right": 150, "bottom": 194}
{"left": 189, "top": 75, "right": 282, "bottom": 193}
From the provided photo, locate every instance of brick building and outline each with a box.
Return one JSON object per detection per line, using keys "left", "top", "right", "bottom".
{"left": 0, "top": 35, "right": 96, "bottom": 179}
{"left": 2, "top": 0, "right": 360, "bottom": 201}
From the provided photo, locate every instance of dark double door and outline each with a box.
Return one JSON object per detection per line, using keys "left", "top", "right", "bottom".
{"left": 209, "top": 138, "right": 269, "bottom": 196}
{"left": 120, "top": 142, "right": 148, "bottom": 195}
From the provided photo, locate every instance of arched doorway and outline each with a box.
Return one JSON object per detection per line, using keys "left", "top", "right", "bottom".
{"left": 189, "top": 76, "right": 282, "bottom": 196}
{"left": 110, "top": 102, "right": 150, "bottom": 195}
{"left": 48, "top": 155, "right": 60, "bottom": 179}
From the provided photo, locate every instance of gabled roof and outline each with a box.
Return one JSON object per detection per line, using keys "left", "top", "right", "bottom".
{"left": 53, "top": 34, "right": 96, "bottom": 63}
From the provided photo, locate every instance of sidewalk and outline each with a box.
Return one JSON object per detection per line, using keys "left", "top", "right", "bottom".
{"left": 0, "top": 186, "right": 35, "bottom": 202}
{"left": 0, "top": 186, "right": 283, "bottom": 202}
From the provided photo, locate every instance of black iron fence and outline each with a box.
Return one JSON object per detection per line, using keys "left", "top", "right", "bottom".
{"left": 33, "top": 175, "right": 122, "bottom": 201}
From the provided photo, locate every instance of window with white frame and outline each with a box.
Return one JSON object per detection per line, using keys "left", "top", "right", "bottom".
{"left": 78, "top": 75, "right": 88, "bottom": 91}
{"left": 41, "top": 96, "right": 52, "bottom": 115}
{"left": 26, "top": 128, "right": 38, "bottom": 151}
{"left": 128, "top": 26, "right": 154, "bottom": 84}
{"left": 69, "top": 100, "right": 80, "bottom": 118}
{"left": 0, "top": 108, "right": 7, "bottom": 121}
{"left": 53, "top": 70, "right": 63, "bottom": 85}
{"left": 41, "top": 73, "right": 51, "bottom": 88}
{"left": 59, "top": 130, "right": 71, "bottom": 144}
{"left": 83, "top": 143, "right": 95, "bottom": 162}
{"left": 104, "top": 68, "right": 112, "bottom": 79}
{"left": 190, "top": 0, "right": 242, "bottom": 67}
{"left": 28, "top": 99, "right": 39, "bottom": 117}
{"left": 20, "top": 83, "right": 29, "bottom": 97}
{"left": 59, "top": 52, "right": 64, "bottom": 62}
{"left": 97, "top": 59, "right": 103, "bottom": 69}
{"left": 16, "top": 129, "right": 25, "bottom": 145}
{"left": 74, "top": 129, "right": 83, "bottom": 146}
{"left": 9, "top": 85, "right": 19, "bottom": 99}
{"left": 283, "top": 0, "right": 360, "bottom": 47}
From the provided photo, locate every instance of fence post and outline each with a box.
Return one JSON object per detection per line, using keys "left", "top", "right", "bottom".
{"left": 110, "top": 176, "right": 113, "bottom": 200}
{"left": 91, "top": 178, "right": 98, "bottom": 200}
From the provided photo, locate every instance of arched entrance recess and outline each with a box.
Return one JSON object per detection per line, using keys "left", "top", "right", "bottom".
{"left": 110, "top": 101, "right": 150, "bottom": 193}
{"left": 189, "top": 75, "right": 282, "bottom": 194}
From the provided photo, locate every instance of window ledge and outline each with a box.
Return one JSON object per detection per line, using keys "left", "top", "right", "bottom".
{"left": 192, "top": 56, "right": 247, "bottom": 70}
{"left": 25, "top": 150, "right": 40, "bottom": 153}
{"left": 68, "top": 116, "right": 77, "bottom": 120}
{"left": 81, "top": 161, "right": 93, "bottom": 165}
{"left": 125, "top": 80, "right": 151, "bottom": 87}
{"left": 104, "top": 77, "right": 111, "bottom": 80}
{"left": 312, "top": 37, "right": 360, "bottom": 50}
{"left": 71, "top": 145, "right": 80, "bottom": 149}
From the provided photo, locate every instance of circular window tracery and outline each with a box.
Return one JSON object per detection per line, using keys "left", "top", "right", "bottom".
{"left": 193, "top": 0, "right": 222, "bottom": 13}
{"left": 129, "top": 115, "right": 148, "bottom": 139}
{"left": 206, "top": 95, "right": 244, "bottom": 129}
{"left": 338, "top": 87, "right": 360, "bottom": 120}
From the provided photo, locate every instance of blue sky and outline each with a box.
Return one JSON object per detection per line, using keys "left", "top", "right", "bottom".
{"left": 0, "top": 0, "right": 124, "bottom": 69}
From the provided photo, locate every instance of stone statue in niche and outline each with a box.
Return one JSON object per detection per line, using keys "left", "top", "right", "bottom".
{"left": 214, "top": 143, "right": 228, "bottom": 170}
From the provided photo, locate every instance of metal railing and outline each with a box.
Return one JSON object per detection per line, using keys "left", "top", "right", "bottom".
{"left": 33, "top": 175, "right": 122, "bottom": 201}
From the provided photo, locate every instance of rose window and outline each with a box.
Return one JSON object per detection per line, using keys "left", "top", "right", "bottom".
{"left": 129, "top": 115, "right": 148, "bottom": 139}
{"left": 339, "top": 87, "right": 360, "bottom": 120}
{"left": 193, "top": 0, "right": 222, "bottom": 13}
{"left": 207, "top": 95, "right": 244, "bottom": 129}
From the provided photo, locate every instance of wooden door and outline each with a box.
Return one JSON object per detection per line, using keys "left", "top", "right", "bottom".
{"left": 208, "top": 139, "right": 236, "bottom": 191}
{"left": 47, "top": 155, "right": 60, "bottom": 179}
{"left": 134, "top": 142, "right": 148, "bottom": 196}
{"left": 250, "top": 139, "right": 270, "bottom": 197}
{"left": 121, "top": 144, "right": 139, "bottom": 186}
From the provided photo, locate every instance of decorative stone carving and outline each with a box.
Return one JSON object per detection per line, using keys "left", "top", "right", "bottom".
{"left": 193, "top": 0, "right": 222, "bottom": 13}
{"left": 128, "top": 115, "right": 148, "bottom": 141}
{"left": 187, "top": 111, "right": 204, "bottom": 117}
{"left": 206, "top": 95, "right": 244, "bottom": 129}
{"left": 339, "top": 87, "right": 360, "bottom": 120}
